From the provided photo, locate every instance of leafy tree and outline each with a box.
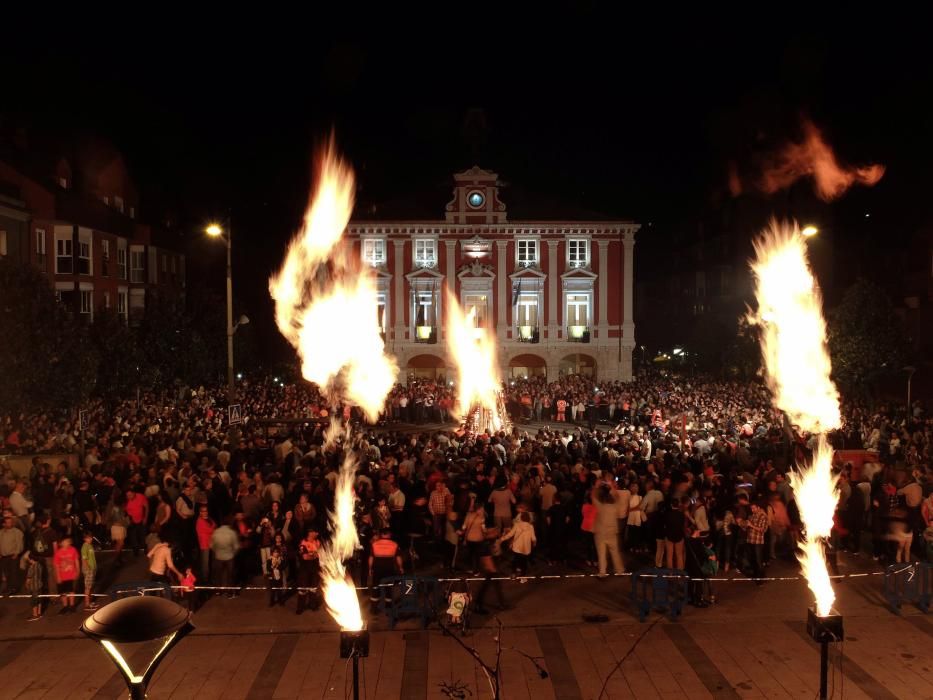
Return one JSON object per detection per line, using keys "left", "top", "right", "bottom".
{"left": 0, "top": 259, "right": 96, "bottom": 414}
{"left": 828, "top": 278, "right": 906, "bottom": 391}
{"left": 91, "top": 309, "right": 147, "bottom": 399}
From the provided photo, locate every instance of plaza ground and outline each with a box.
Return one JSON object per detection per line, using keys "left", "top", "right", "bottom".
{"left": 1, "top": 542, "right": 931, "bottom": 699}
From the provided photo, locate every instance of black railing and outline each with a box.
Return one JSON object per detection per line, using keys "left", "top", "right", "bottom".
{"left": 566, "top": 325, "right": 590, "bottom": 343}
{"left": 517, "top": 326, "right": 540, "bottom": 343}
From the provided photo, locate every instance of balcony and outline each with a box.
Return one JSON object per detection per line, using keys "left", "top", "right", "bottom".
{"left": 517, "top": 326, "right": 539, "bottom": 343}
{"left": 415, "top": 326, "right": 437, "bottom": 344}
{"left": 567, "top": 325, "right": 590, "bottom": 343}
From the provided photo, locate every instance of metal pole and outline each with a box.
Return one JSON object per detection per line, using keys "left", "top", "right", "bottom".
{"left": 819, "top": 640, "right": 828, "bottom": 700}
{"left": 225, "top": 228, "right": 235, "bottom": 405}
{"left": 352, "top": 654, "right": 360, "bottom": 700}
{"left": 906, "top": 373, "right": 912, "bottom": 418}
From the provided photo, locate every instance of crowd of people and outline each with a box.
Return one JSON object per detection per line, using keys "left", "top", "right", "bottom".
{"left": 0, "top": 372, "right": 930, "bottom": 622}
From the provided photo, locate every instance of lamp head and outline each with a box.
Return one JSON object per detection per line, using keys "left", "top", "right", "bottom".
{"left": 801, "top": 225, "right": 818, "bottom": 238}
{"left": 205, "top": 223, "right": 224, "bottom": 237}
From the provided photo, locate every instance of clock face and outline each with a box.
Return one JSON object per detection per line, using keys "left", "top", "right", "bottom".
{"left": 467, "top": 191, "right": 485, "bottom": 208}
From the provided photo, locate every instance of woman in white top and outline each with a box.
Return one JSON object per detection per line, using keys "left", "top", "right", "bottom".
{"left": 499, "top": 512, "right": 536, "bottom": 580}
{"left": 626, "top": 482, "right": 645, "bottom": 551}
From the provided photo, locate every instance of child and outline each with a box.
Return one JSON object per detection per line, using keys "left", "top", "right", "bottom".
{"left": 81, "top": 532, "right": 99, "bottom": 611}
{"left": 53, "top": 536, "right": 80, "bottom": 613}
{"left": 266, "top": 548, "right": 287, "bottom": 607}
{"left": 21, "top": 551, "right": 44, "bottom": 621}
{"left": 180, "top": 567, "right": 197, "bottom": 611}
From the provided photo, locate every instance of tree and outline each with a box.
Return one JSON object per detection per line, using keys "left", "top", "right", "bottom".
{"left": 0, "top": 258, "right": 96, "bottom": 415}
{"left": 828, "top": 278, "right": 906, "bottom": 392}
{"left": 91, "top": 309, "right": 147, "bottom": 399}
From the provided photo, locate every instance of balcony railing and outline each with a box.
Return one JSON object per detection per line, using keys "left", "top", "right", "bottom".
{"left": 517, "top": 326, "right": 540, "bottom": 343}
{"left": 415, "top": 326, "right": 437, "bottom": 344}
{"left": 567, "top": 325, "right": 590, "bottom": 343}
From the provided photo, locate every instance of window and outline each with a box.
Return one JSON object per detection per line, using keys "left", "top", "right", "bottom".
{"left": 375, "top": 292, "right": 387, "bottom": 336}
{"left": 566, "top": 293, "right": 590, "bottom": 339}
{"left": 58, "top": 177, "right": 68, "bottom": 189}
{"left": 56, "top": 237, "right": 73, "bottom": 274}
{"left": 130, "top": 249, "right": 145, "bottom": 283}
{"left": 362, "top": 238, "right": 386, "bottom": 266}
{"left": 463, "top": 293, "right": 489, "bottom": 329}
{"left": 696, "top": 271, "right": 706, "bottom": 298}
{"left": 101, "top": 240, "right": 110, "bottom": 277}
{"left": 161, "top": 255, "right": 167, "bottom": 274}
{"left": 56, "top": 289, "right": 76, "bottom": 310}
{"left": 117, "top": 290, "right": 128, "bottom": 321}
{"left": 79, "top": 290, "right": 92, "bottom": 316}
{"left": 117, "top": 246, "right": 127, "bottom": 280}
{"left": 568, "top": 239, "right": 589, "bottom": 268}
{"left": 414, "top": 239, "right": 437, "bottom": 268}
{"left": 113, "top": 196, "right": 124, "bottom": 213}
{"left": 171, "top": 257, "right": 177, "bottom": 274}
{"left": 515, "top": 292, "right": 539, "bottom": 340}
{"left": 129, "top": 206, "right": 135, "bottom": 219}
{"left": 103, "top": 196, "right": 110, "bottom": 205}
{"left": 0, "top": 230, "right": 6, "bottom": 256}
{"left": 413, "top": 290, "right": 437, "bottom": 342}
{"left": 517, "top": 239, "right": 538, "bottom": 267}
{"left": 78, "top": 240, "right": 91, "bottom": 275}
{"left": 103, "top": 291, "right": 110, "bottom": 309}
{"left": 35, "top": 229, "right": 47, "bottom": 269}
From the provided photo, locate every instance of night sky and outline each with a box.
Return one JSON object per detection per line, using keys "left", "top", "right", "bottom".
{"left": 2, "top": 15, "right": 931, "bottom": 360}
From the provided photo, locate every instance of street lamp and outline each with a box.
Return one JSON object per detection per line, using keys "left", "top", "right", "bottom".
{"left": 205, "top": 222, "right": 237, "bottom": 405}
{"left": 904, "top": 366, "right": 917, "bottom": 419}
{"left": 81, "top": 596, "right": 194, "bottom": 700}
{"left": 801, "top": 225, "right": 819, "bottom": 237}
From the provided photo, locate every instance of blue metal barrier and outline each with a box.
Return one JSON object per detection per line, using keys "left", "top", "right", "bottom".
{"left": 378, "top": 575, "right": 442, "bottom": 629}
{"left": 882, "top": 562, "right": 932, "bottom": 614}
{"left": 631, "top": 568, "right": 689, "bottom": 622}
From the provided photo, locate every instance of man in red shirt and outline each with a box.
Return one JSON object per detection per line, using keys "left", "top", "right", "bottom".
{"left": 125, "top": 486, "right": 149, "bottom": 557}
{"left": 195, "top": 505, "right": 216, "bottom": 585}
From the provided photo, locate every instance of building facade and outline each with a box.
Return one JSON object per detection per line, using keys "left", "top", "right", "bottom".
{"left": 0, "top": 150, "right": 184, "bottom": 324}
{"left": 347, "top": 167, "right": 639, "bottom": 382}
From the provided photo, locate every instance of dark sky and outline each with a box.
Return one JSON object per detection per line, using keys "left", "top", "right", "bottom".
{"left": 2, "top": 14, "right": 931, "bottom": 357}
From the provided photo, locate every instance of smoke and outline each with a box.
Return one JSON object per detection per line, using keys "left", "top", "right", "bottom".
{"left": 729, "top": 119, "right": 885, "bottom": 201}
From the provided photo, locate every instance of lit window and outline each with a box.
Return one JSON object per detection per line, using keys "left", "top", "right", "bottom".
{"left": 414, "top": 239, "right": 437, "bottom": 268}
{"left": 375, "top": 292, "right": 387, "bottom": 335}
{"left": 566, "top": 293, "right": 590, "bottom": 337}
{"left": 516, "top": 292, "right": 538, "bottom": 339}
{"left": 463, "top": 293, "right": 489, "bottom": 329}
{"left": 517, "top": 239, "right": 538, "bottom": 267}
{"left": 568, "top": 239, "right": 589, "bottom": 268}
{"left": 362, "top": 238, "right": 386, "bottom": 266}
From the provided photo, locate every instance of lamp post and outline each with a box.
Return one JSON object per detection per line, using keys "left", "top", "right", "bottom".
{"left": 904, "top": 366, "right": 917, "bottom": 420}
{"left": 205, "top": 223, "right": 248, "bottom": 405}
{"left": 81, "top": 596, "right": 194, "bottom": 700}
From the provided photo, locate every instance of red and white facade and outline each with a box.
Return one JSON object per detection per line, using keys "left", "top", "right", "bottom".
{"left": 347, "top": 167, "right": 639, "bottom": 381}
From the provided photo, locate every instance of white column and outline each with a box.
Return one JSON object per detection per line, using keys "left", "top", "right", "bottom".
{"left": 621, "top": 228, "right": 637, "bottom": 380}
{"left": 393, "top": 239, "right": 406, "bottom": 348}
{"left": 496, "top": 240, "right": 507, "bottom": 341}
{"left": 547, "top": 239, "right": 558, "bottom": 344}
{"left": 597, "top": 239, "right": 609, "bottom": 343}
{"left": 444, "top": 240, "right": 457, "bottom": 341}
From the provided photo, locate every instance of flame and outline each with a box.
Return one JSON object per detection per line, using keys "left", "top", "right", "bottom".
{"left": 749, "top": 222, "right": 840, "bottom": 435}
{"left": 269, "top": 139, "right": 397, "bottom": 422}
{"left": 318, "top": 445, "right": 363, "bottom": 630}
{"left": 737, "top": 119, "right": 885, "bottom": 201}
{"left": 788, "top": 436, "right": 839, "bottom": 616}
{"left": 444, "top": 290, "right": 504, "bottom": 432}
{"left": 750, "top": 220, "right": 840, "bottom": 617}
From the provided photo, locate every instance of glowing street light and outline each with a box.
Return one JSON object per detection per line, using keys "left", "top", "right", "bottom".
{"left": 204, "top": 222, "right": 237, "bottom": 405}
{"left": 81, "top": 596, "right": 194, "bottom": 700}
{"left": 801, "top": 225, "right": 819, "bottom": 238}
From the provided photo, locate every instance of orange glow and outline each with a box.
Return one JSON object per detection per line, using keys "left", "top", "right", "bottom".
{"left": 760, "top": 120, "right": 885, "bottom": 201}
{"left": 750, "top": 220, "right": 841, "bottom": 617}
{"left": 268, "top": 139, "right": 397, "bottom": 422}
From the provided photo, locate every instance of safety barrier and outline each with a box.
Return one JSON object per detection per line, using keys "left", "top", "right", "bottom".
{"left": 882, "top": 562, "right": 932, "bottom": 614}
{"left": 631, "top": 568, "right": 689, "bottom": 622}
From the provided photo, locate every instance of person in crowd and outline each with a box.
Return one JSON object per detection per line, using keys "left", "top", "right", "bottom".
{"left": 592, "top": 484, "right": 625, "bottom": 577}
{"left": 80, "top": 530, "right": 99, "bottom": 611}
{"left": 53, "top": 535, "right": 79, "bottom": 613}
{"left": 0, "top": 514, "right": 24, "bottom": 595}
{"left": 499, "top": 511, "right": 536, "bottom": 581}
